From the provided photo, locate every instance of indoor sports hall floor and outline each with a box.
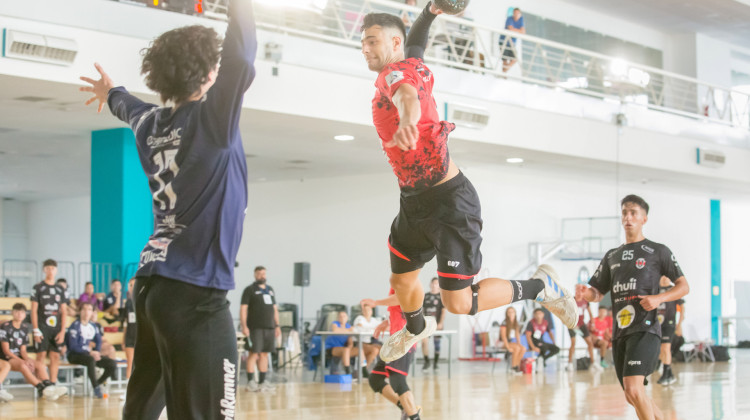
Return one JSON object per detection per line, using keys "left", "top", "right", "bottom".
{"left": 1, "top": 349, "right": 745, "bottom": 419}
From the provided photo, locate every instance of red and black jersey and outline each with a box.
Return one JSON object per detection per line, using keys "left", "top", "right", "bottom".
{"left": 372, "top": 58, "right": 455, "bottom": 194}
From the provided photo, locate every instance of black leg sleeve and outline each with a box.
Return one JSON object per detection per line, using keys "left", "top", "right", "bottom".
{"left": 405, "top": 2, "right": 438, "bottom": 59}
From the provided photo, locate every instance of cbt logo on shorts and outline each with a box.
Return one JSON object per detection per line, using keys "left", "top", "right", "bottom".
{"left": 635, "top": 258, "right": 646, "bottom": 269}
{"left": 616, "top": 305, "right": 635, "bottom": 329}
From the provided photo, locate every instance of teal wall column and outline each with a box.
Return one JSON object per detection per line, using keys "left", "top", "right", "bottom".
{"left": 710, "top": 199, "right": 722, "bottom": 343}
{"left": 91, "top": 128, "right": 152, "bottom": 291}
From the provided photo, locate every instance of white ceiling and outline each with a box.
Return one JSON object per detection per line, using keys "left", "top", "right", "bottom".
{"left": 0, "top": 75, "right": 749, "bottom": 203}
{"left": 558, "top": 0, "right": 750, "bottom": 45}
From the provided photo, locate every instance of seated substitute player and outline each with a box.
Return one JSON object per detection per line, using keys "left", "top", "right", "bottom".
{"left": 360, "top": 1, "right": 576, "bottom": 363}
{"left": 421, "top": 277, "right": 446, "bottom": 372}
{"left": 656, "top": 276, "right": 684, "bottom": 386}
{"left": 102, "top": 279, "right": 123, "bottom": 318}
{"left": 66, "top": 302, "right": 118, "bottom": 398}
{"left": 576, "top": 194, "right": 689, "bottom": 420}
{"left": 0, "top": 303, "right": 65, "bottom": 401}
{"left": 499, "top": 306, "right": 525, "bottom": 373}
{"left": 589, "top": 306, "right": 612, "bottom": 368}
{"left": 525, "top": 308, "right": 559, "bottom": 366}
{"left": 567, "top": 293, "right": 600, "bottom": 372}
{"left": 31, "top": 259, "right": 69, "bottom": 396}
{"left": 352, "top": 302, "right": 383, "bottom": 378}
{"left": 362, "top": 292, "right": 422, "bottom": 420}
{"left": 326, "top": 311, "right": 355, "bottom": 375}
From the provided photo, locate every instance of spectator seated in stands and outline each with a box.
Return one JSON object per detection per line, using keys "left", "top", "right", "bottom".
{"left": 0, "top": 303, "right": 66, "bottom": 401}
{"left": 589, "top": 306, "right": 612, "bottom": 368}
{"left": 102, "top": 279, "right": 123, "bottom": 318}
{"left": 499, "top": 306, "right": 525, "bottom": 373}
{"left": 77, "top": 282, "right": 103, "bottom": 312}
{"left": 525, "top": 308, "right": 559, "bottom": 366}
{"left": 326, "top": 311, "right": 354, "bottom": 375}
{"left": 88, "top": 307, "right": 118, "bottom": 360}
{"left": 401, "top": 0, "right": 418, "bottom": 33}
{"left": 65, "top": 302, "right": 117, "bottom": 398}
{"left": 353, "top": 302, "right": 382, "bottom": 378}
{"left": 55, "top": 279, "right": 77, "bottom": 318}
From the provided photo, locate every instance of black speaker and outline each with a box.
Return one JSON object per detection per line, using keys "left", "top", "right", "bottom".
{"left": 293, "top": 262, "right": 310, "bottom": 287}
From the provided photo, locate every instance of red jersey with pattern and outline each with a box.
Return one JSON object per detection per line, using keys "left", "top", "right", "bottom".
{"left": 575, "top": 299, "right": 589, "bottom": 328}
{"left": 387, "top": 288, "right": 407, "bottom": 336}
{"left": 372, "top": 58, "right": 455, "bottom": 194}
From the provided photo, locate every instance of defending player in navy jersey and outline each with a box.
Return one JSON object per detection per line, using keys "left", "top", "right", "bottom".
{"left": 361, "top": 1, "right": 577, "bottom": 364}
{"left": 576, "top": 195, "right": 689, "bottom": 420}
{"left": 80, "top": 0, "right": 257, "bottom": 418}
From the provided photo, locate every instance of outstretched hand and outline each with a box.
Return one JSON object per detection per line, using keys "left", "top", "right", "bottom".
{"left": 79, "top": 63, "right": 115, "bottom": 113}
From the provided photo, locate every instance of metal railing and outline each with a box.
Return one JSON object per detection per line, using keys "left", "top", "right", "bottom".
{"left": 188, "top": 0, "right": 750, "bottom": 130}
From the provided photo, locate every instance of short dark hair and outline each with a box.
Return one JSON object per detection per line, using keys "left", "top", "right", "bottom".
{"left": 111, "top": 278, "right": 121, "bottom": 284}
{"left": 361, "top": 13, "right": 407, "bottom": 40}
{"left": 56, "top": 278, "right": 67, "bottom": 285}
{"left": 141, "top": 25, "right": 222, "bottom": 104}
{"left": 514, "top": 7, "right": 521, "bottom": 12}
{"left": 621, "top": 194, "right": 649, "bottom": 214}
{"left": 533, "top": 308, "right": 544, "bottom": 314}
{"left": 431, "top": 277, "right": 439, "bottom": 283}
{"left": 43, "top": 259, "right": 57, "bottom": 268}
{"left": 80, "top": 302, "right": 94, "bottom": 310}
{"left": 599, "top": 306, "right": 609, "bottom": 311}
{"left": 12, "top": 303, "right": 26, "bottom": 312}
{"left": 85, "top": 281, "right": 94, "bottom": 288}
{"left": 254, "top": 266, "right": 266, "bottom": 272}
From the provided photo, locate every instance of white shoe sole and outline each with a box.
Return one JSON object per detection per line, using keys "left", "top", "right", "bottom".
{"left": 533, "top": 265, "right": 577, "bottom": 329}
{"left": 380, "top": 317, "right": 437, "bottom": 362}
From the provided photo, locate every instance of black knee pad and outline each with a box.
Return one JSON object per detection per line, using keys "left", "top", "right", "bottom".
{"left": 468, "top": 283, "right": 480, "bottom": 315}
{"left": 368, "top": 372, "right": 387, "bottom": 393}
{"left": 388, "top": 372, "right": 410, "bottom": 396}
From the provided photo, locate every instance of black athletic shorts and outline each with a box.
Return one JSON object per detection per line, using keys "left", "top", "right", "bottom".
{"left": 247, "top": 328, "right": 275, "bottom": 353}
{"left": 36, "top": 326, "right": 62, "bottom": 353}
{"left": 388, "top": 172, "right": 483, "bottom": 291}
{"left": 660, "top": 324, "right": 675, "bottom": 344}
{"left": 613, "top": 332, "right": 660, "bottom": 388}
{"left": 371, "top": 347, "right": 415, "bottom": 377}
{"left": 568, "top": 324, "right": 590, "bottom": 338}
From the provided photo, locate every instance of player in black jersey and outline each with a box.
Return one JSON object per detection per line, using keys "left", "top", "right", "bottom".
{"left": 30, "top": 259, "right": 69, "bottom": 396}
{"left": 576, "top": 195, "right": 689, "bottom": 420}
{"left": 421, "top": 278, "right": 445, "bottom": 372}
{"left": 656, "top": 276, "right": 683, "bottom": 385}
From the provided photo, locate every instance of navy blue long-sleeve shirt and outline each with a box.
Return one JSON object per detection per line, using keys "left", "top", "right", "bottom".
{"left": 107, "top": 0, "right": 258, "bottom": 290}
{"left": 66, "top": 320, "right": 101, "bottom": 355}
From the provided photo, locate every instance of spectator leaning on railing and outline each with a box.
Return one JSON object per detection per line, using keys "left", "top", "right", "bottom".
{"left": 499, "top": 7, "right": 525, "bottom": 73}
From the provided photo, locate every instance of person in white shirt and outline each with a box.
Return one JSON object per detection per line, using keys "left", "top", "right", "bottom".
{"left": 353, "top": 303, "right": 382, "bottom": 378}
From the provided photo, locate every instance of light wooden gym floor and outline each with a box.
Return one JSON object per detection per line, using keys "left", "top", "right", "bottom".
{"left": 1, "top": 350, "right": 747, "bottom": 419}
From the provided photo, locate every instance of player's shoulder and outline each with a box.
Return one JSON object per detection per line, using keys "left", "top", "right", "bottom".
{"left": 644, "top": 240, "right": 674, "bottom": 257}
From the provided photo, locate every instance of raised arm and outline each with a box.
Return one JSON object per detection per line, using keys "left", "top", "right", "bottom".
{"left": 405, "top": 2, "right": 441, "bottom": 59}
{"left": 201, "top": 0, "right": 258, "bottom": 147}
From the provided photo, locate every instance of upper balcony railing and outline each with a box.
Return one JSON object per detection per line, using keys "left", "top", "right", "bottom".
{"left": 172, "top": 0, "right": 750, "bottom": 129}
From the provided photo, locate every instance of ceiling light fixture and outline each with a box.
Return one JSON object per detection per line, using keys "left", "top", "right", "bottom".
{"left": 334, "top": 135, "right": 355, "bottom": 141}
{"left": 506, "top": 158, "right": 524, "bottom": 164}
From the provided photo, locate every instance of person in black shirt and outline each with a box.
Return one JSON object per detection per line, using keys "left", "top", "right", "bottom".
{"left": 656, "top": 276, "right": 684, "bottom": 386}
{"left": 577, "top": 195, "right": 689, "bottom": 420}
{"left": 240, "top": 266, "right": 280, "bottom": 392}
{"left": 421, "top": 278, "right": 446, "bottom": 372}
{"left": 30, "top": 259, "right": 69, "bottom": 396}
{"left": 102, "top": 279, "right": 123, "bottom": 317}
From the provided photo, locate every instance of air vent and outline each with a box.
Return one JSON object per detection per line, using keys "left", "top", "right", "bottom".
{"left": 696, "top": 148, "right": 726, "bottom": 169}
{"left": 445, "top": 103, "right": 490, "bottom": 129}
{"left": 3, "top": 29, "right": 78, "bottom": 66}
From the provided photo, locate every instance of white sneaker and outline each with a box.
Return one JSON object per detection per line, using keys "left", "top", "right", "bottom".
{"left": 54, "top": 385, "right": 69, "bottom": 398}
{"left": 245, "top": 380, "right": 259, "bottom": 392}
{"left": 0, "top": 389, "right": 13, "bottom": 402}
{"left": 259, "top": 382, "right": 276, "bottom": 392}
{"left": 565, "top": 363, "right": 575, "bottom": 372}
{"left": 380, "top": 317, "right": 437, "bottom": 362}
{"left": 42, "top": 385, "right": 60, "bottom": 401}
{"left": 590, "top": 361, "right": 603, "bottom": 371}
{"left": 120, "top": 390, "right": 127, "bottom": 401}
{"left": 533, "top": 265, "right": 577, "bottom": 329}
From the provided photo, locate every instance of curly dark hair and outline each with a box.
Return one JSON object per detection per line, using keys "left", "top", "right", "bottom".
{"left": 141, "top": 25, "right": 222, "bottom": 104}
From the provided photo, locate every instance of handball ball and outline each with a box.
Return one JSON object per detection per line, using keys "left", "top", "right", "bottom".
{"left": 434, "top": 0, "right": 469, "bottom": 15}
